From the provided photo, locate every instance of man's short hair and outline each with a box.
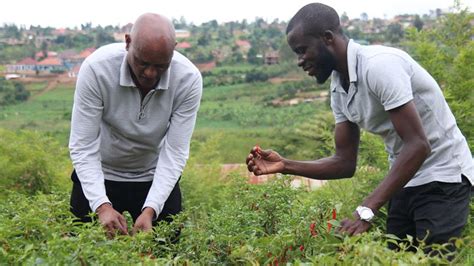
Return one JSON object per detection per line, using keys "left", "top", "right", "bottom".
{"left": 287, "top": 3, "right": 342, "bottom": 37}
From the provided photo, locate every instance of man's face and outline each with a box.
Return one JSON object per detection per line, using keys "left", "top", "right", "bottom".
{"left": 287, "top": 26, "right": 337, "bottom": 84}
{"left": 126, "top": 36, "right": 173, "bottom": 90}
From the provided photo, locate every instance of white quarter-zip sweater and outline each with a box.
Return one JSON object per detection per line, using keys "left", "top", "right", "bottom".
{"left": 69, "top": 43, "right": 202, "bottom": 215}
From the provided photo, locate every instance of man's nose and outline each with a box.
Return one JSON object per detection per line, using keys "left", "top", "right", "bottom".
{"left": 143, "top": 66, "right": 158, "bottom": 78}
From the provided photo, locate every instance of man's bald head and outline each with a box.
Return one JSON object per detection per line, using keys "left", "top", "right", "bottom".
{"left": 125, "top": 13, "right": 176, "bottom": 90}
{"left": 128, "top": 13, "right": 176, "bottom": 53}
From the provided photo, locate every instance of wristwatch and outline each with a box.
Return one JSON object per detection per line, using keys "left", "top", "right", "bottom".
{"left": 356, "top": 206, "right": 374, "bottom": 222}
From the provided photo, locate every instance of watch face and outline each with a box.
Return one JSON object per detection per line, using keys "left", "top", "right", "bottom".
{"left": 360, "top": 209, "right": 371, "bottom": 220}
{"left": 356, "top": 206, "right": 374, "bottom": 221}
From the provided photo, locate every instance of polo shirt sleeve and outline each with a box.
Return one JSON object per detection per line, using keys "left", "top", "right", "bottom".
{"left": 69, "top": 62, "right": 110, "bottom": 212}
{"left": 143, "top": 72, "right": 203, "bottom": 218}
{"left": 365, "top": 54, "right": 414, "bottom": 111}
{"left": 330, "top": 92, "right": 349, "bottom": 124}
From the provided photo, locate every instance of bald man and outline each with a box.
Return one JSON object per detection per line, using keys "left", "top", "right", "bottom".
{"left": 69, "top": 13, "right": 202, "bottom": 237}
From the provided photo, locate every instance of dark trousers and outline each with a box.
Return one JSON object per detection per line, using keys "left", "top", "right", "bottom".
{"left": 387, "top": 175, "right": 471, "bottom": 256}
{"left": 70, "top": 170, "right": 182, "bottom": 225}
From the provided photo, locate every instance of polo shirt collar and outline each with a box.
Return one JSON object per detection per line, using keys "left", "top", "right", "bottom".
{"left": 119, "top": 52, "right": 171, "bottom": 90}
{"left": 331, "top": 39, "right": 360, "bottom": 92}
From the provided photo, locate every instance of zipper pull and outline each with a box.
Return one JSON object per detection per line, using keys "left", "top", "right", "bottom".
{"left": 138, "top": 110, "right": 144, "bottom": 120}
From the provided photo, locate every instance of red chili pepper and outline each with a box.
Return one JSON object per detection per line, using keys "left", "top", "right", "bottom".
{"left": 327, "top": 208, "right": 337, "bottom": 232}
{"left": 310, "top": 222, "right": 317, "bottom": 236}
{"left": 255, "top": 144, "right": 262, "bottom": 159}
{"left": 299, "top": 245, "right": 304, "bottom": 252}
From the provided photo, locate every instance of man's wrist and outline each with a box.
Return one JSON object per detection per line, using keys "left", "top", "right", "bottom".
{"left": 281, "top": 158, "right": 291, "bottom": 174}
{"left": 96, "top": 202, "right": 112, "bottom": 213}
{"left": 142, "top": 207, "right": 156, "bottom": 218}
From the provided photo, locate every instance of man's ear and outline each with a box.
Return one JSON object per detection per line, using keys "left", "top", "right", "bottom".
{"left": 125, "top": 34, "right": 131, "bottom": 51}
{"left": 322, "top": 30, "right": 335, "bottom": 45}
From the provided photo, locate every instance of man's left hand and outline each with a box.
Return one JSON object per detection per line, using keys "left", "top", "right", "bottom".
{"left": 132, "top": 207, "right": 155, "bottom": 234}
{"left": 338, "top": 213, "right": 372, "bottom": 235}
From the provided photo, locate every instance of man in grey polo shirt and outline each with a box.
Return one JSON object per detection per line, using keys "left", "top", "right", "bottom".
{"left": 69, "top": 13, "right": 202, "bottom": 237}
{"left": 246, "top": 3, "right": 472, "bottom": 254}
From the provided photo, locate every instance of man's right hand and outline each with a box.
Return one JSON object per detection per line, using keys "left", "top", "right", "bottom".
{"left": 96, "top": 203, "right": 128, "bottom": 238}
{"left": 246, "top": 145, "right": 285, "bottom": 175}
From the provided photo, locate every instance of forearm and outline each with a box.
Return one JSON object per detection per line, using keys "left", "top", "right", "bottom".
{"left": 282, "top": 154, "right": 356, "bottom": 180}
{"left": 363, "top": 139, "right": 430, "bottom": 211}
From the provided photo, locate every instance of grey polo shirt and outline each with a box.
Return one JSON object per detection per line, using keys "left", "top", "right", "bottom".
{"left": 330, "top": 40, "right": 473, "bottom": 187}
{"left": 69, "top": 43, "right": 202, "bottom": 214}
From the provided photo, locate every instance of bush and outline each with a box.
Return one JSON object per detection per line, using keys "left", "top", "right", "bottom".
{"left": 0, "top": 79, "right": 30, "bottom": 105}
{"left": 0, "top": 129, "right": 65, "bottom": 194}
{"left": 1, "top": 164, "right": 469, "bottom": 264}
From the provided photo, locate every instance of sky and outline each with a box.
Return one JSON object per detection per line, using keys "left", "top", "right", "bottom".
{"left": 1, "top": 0, "right": 472, "bottom": 28}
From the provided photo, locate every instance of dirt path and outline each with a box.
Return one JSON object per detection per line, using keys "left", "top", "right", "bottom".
{"left": 28, "top": 74, "right": 75, "bottom": 101}
{"left": 30, "top": 79, "right": 59, "bottom": 100}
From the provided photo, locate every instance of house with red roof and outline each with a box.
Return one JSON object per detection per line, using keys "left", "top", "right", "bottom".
{"left": 235, "top": 39, "right": 251, "bottom": 49}
{"left": 6, "top": 57, "right": 38, "bottom": 73}
{"left": 37, "top": 56, "right": 65, "bottom": 72}
{"left": 235, "top": 40, "right": 252, "bottom": 58}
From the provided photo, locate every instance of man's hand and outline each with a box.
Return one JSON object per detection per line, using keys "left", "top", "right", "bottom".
{"left": 132, "top": 207, "right": 155, "bottom": 234}
{"left": 338, "top": 212, "right": 372, "bottom": 236}
{"left": 96, "top": 203, "right": 128, "bottom": 238}
{"left": 246, "top": 145, "right": 285, "bottom": 175}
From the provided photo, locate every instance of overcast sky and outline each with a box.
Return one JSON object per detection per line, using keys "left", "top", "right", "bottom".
{"left": 1, "top": 0, "right": 472, "bottom": 28}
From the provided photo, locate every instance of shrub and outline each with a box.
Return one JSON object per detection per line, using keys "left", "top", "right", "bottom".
{"left": 0, "top": 79, "right": 30, "bottom": 105}
{"left": 0, "top": 129, "right": 65, "bottom": 194}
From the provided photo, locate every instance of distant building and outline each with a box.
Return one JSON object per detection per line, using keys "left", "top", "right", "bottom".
{"left": 7, "top": 57, "right": 38, "bottom": 73}
{"left": 264, "top": 51, "right": 279, "bottom": 65}
{"left": 235, "top": 39, "right": 251, "bottom": 57}
{"left": 37, "top": 56, "right": 64, "bottom": 72}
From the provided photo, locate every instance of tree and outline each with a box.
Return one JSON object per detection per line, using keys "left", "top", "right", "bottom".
{"left": 247, "top": 47, "right": 261, "bottom": 65}
{"left": 3, "top": 24, "right": 21, "bottom": 39}
{"left": 385, "top": 22, "right": 404, "bottom": 43}
{"left": 95, "top": 27, "right": 115, "bottom": 47}
{"left": 413, "top": 15, "right": 424, "bottom": 31}
{"left": 0, "top": 79, "right": 29, "bottom": 105}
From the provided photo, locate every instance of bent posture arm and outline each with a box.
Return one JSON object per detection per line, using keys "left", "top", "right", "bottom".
{"left": 247, "top": 120, "right": 360, "bottom": 179}
{"left": 69, "top": 62, "right": 128, "bottom": 236}
{"left": 363, "top": 101, "right": 431, "bottom": 210}
{"left": 340, "top": 101, "right": 431, "bottom": 235}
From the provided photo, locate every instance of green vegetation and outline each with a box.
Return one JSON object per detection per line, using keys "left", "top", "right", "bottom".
{"left": 1, "top": 159, "right": 471, "bottom": 264}
{"left": 0, "top": 2, "right": 472, "bottom": 264}
{"left": 0, "top": 78, "right": 30, "bottom": 105}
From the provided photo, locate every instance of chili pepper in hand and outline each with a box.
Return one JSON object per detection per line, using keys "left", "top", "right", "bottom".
{"left": 255, "top": 144, "right": 262, "bottom": 159}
